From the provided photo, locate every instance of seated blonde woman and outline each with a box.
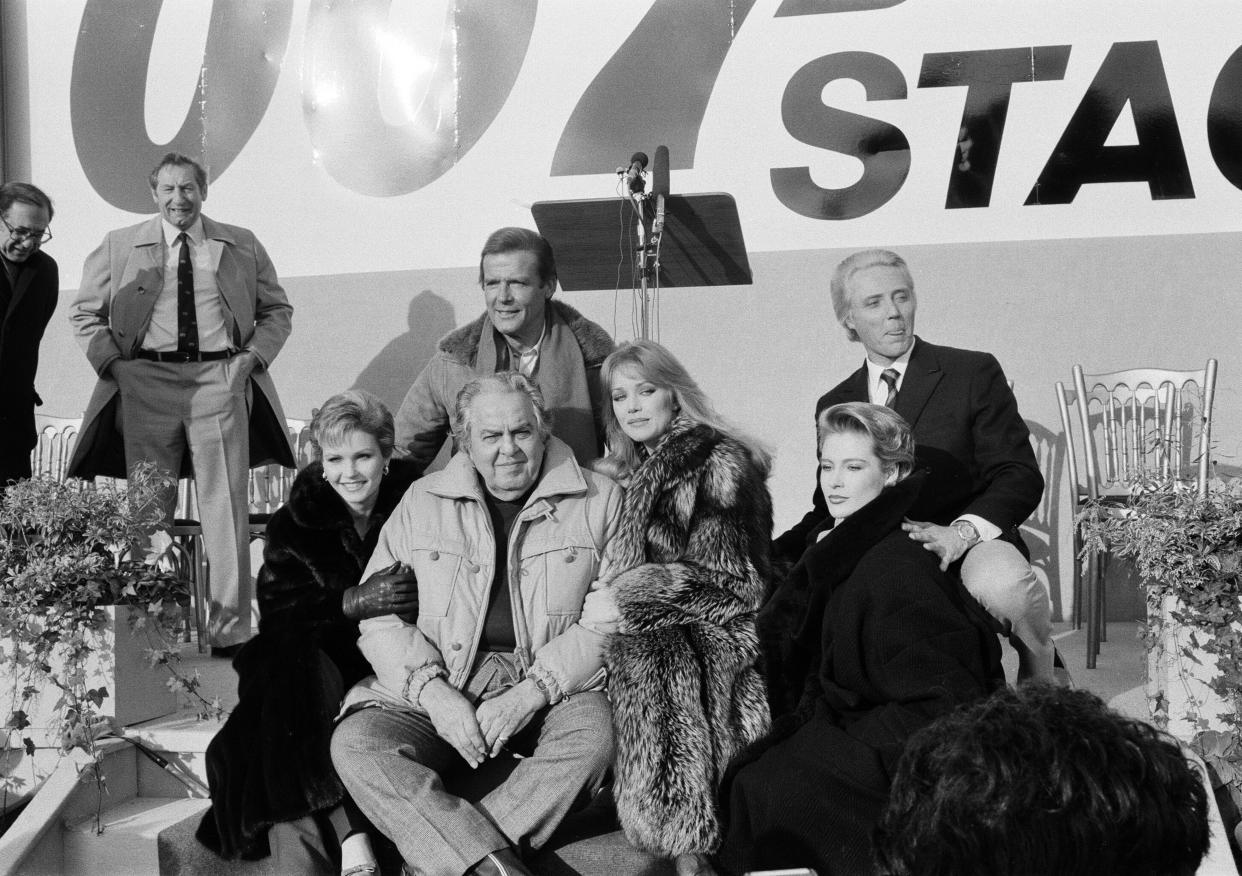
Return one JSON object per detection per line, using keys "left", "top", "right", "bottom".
{"left": 715, "top": 402, "right": 1004, "bottom": 876}
{"left": 584, "top": 340, "right": 773, "bottom": 876}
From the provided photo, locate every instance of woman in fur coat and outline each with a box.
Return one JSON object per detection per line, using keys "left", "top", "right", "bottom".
{"left": 714, "top": 402, "right": 1004, "bottom": 875}
{"left": 585, "top": 340, "right": 773, "bottom": 876}
{"left": 196, "top": 391, "right": 418, "bottom": 876}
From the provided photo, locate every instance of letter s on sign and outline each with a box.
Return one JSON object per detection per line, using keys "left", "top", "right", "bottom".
{"left": 771, "top": 52, "right": 911, "bottom": 221}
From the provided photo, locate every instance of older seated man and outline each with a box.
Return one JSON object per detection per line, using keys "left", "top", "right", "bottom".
{"left": 331, "top": 371, "right": 623, "bottom": 876}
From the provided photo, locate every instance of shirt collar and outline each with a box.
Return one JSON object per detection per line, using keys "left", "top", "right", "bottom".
{"left": 161, "top": 217, "right": 204, "bottom": 247}
{"left": 864, "top": 341, "right": 915, "bottom": 383}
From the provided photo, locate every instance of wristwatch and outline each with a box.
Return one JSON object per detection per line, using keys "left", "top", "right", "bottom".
{"left": 951, "top": 520, "right": 981, "bottom": 549}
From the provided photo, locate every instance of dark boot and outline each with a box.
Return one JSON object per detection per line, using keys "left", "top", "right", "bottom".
{"left": 465, "top": 848, "right": 535, "bottom": 876}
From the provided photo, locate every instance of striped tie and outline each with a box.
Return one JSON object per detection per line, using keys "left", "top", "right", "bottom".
{"left": 880, "top": 368, "right": 900, "bottom": 408}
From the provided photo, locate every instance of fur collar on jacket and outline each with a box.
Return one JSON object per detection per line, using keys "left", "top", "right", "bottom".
{"left": 758, "top": 471, "right": 927, "bottom": 718}
{"left": 436, "top": 300, "right": 613, "bottom": 368}
{"left": 284, "top": 457, "right": 419, "bottom": 534}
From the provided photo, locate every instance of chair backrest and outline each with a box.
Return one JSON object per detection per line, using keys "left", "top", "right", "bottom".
{"left": 247, "top": 417, "right": 313, "bottom": 516}
{"left": 1065, "top": 360, "right": 1218, "bottom": 499}
{"left": 29, "top": 415, "right": 83, "bottom": 481}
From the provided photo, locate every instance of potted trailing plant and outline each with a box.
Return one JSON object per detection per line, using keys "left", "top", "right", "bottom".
{"left": 0, "top": 463, "right": 223, "bottom": 829}
{"left": 1079, "top": 475, "right": 1242, "bottom": 842}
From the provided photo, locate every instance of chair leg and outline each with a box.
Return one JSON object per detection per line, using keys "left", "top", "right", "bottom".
{"left": 192, "top": 535, "right": 211, "bottom": 654}
{"left": 1098, "top": 551, "right": 1109, "bottom": 644}
{"left": 1071, "top": 527, "right": 1083, "bottom": 630}
{"left": 1085, "top": 548, "right": 1099, "bottom": 670}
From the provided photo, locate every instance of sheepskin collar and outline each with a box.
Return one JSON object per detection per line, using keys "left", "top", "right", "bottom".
{"left": 284, "top": 458, "right": 419, "bottom": 532}
{"left": 437, "top": 300, "right": 613, "bottom": 368}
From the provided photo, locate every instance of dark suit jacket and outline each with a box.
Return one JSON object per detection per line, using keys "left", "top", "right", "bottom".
{"left": 0, "top": 250, "right": 58, "bottom": 483}
{"left": 774, "top": 338, "right": 1044, "bottom": 565}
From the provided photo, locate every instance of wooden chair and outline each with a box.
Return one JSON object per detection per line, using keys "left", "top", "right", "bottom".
{"left": 1056, "top": 360, "right": 1218, "bottom": 668}
{"left": 29, "top": 414, "right": 81, "bottom": 481}
{"left": 247, "top": 417, "right": 311, "bottom": 542}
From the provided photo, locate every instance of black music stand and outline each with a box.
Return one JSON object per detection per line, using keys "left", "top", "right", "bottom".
{"left": 531, "top": 193, "right": 751, "bottom": 300}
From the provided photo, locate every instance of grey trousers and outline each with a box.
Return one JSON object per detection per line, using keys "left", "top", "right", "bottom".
{"left": 331, "top": 654, "right": 613, "bottom": 876}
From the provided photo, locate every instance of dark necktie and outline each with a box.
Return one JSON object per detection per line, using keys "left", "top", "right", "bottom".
{"left": 176, "top": 232, "right": 199, "bottom": 354}
{"left": 880, "top": 367, "right": 900, "bottom": 408}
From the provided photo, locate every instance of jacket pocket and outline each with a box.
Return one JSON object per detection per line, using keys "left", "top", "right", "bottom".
{"left": 520, "top": 534, "right": 600, "bottom": 616}
{"left": 407, "top": 534, "right": 467, "bottom": 618}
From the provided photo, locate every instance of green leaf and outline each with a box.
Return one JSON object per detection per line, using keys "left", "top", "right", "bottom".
{"left": 6, "top": 710, "right": 29, "bottom": 730}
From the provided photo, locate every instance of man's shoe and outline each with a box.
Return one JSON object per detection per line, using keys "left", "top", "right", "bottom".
{"left": 465, "top": 848, "right": 534, "bottom": 876}
{"left": 210, "top": 642, "right": 244, "bottom": 659}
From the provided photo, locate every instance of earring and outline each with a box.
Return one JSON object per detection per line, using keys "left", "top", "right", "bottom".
{"left": 383, "top": 463, "right": 390, "bottom": 475}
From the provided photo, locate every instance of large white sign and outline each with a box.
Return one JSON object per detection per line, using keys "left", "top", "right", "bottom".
{"left": 26, "top": 0, "right": 1242, "bottom": 285}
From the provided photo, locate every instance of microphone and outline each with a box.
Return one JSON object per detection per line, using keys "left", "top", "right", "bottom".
{"left": 617, "top": 151, "right": 648, "bottom": 194}
{"left": 651, "top": 145, "right": 669, "bottom": 198}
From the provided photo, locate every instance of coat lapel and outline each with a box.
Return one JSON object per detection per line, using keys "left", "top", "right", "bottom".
{"left": 893, "top": 338, "right": 941, "bottom": 428}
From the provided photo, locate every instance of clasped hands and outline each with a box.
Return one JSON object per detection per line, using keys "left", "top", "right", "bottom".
{"left": 419, "top": 676, "right": 546, "bottom": 768}
{"left": 902, "top": 519, "right": 970, "bottom": 571}
{"left": 341, "top": 561, "right": 419, "bottom": 621}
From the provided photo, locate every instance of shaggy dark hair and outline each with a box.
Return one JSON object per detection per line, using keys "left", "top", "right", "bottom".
{"left": 874, "top": 682, "right": 1210, "bottom": 876}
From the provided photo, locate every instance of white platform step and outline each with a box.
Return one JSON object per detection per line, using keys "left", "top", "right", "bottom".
{"left": 64, "top": 796, "right": 210, "bottom": 876}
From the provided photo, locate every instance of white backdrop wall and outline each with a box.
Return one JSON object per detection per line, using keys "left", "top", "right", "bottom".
{"left": 9, "top": 0, "right": 1242, "bottom": 619}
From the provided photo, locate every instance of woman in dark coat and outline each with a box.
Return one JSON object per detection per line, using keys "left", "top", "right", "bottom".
{"left": 197, "top": 390, "right": 419, "bottom": 875}
{"left": 715, "top": 402, "right": 1004, "bottom": 876}
{"left": 585, "top": 340, "right": 773, "bottom": 876}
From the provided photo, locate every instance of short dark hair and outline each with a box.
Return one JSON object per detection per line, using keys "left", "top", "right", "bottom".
{"left": 874, "top": 683, "right": 1210, "bottom": 876}
{"left": 148, "top": 152, "right": 208, "bottom": 193}
{"left": 478, "top": 227, "right": 556, "bottom": 287}
{"left": 0, "top": 182, "right": 54, "bottom": 222}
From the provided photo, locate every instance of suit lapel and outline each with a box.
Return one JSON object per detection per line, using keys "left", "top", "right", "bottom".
{"left": 838, "top": 364, "right": 869, "bottom": 403}
{"left": 202, "top": 216, "right": 243, "bottom": 344}
{"left": 117, "top": 218, "right": 164, "bottom": 351}
{"left": 894, "top": 338, "right": 942, "bottom": 427}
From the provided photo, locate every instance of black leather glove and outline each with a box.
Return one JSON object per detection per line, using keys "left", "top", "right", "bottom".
{"left": 342, "top": 561, "right": 419, "bottom": 621}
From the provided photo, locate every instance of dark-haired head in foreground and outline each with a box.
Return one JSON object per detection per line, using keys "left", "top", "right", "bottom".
{"left": 874, "top": 682, "right": 1210, "bottom": 876}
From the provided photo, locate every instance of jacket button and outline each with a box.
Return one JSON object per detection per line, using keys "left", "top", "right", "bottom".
{"left": 564, "top": 551, "right": 576, "bottom": 563}
{"left": 468, "top": 562, "right": 481, "bottom": 573}
{"left": 451, "top": 642, "right": 462, "bottom": 651}
{"left": 429, "top": 551, "right": 439, "bottom": 561}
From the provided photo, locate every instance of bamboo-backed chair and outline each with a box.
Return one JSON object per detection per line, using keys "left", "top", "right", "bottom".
{"left": 1056, "top": 360, "right": 1218, "bottom": 668}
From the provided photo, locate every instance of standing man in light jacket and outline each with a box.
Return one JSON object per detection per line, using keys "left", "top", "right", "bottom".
{"left": 68, "top": 152, "right": 294, "bottom": 655}
{"left": 332, "top": 372, "right": 622, "bottom": 876}
{"left": 394, "top": 226, "right": 613, "bottom": 472}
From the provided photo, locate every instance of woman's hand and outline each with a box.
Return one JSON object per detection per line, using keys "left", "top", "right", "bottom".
{"left": 580, "top": 585, "right": 621, "bottom": 633}
{"left": 475, "top": 679, "right": 546, "bottom": 757}
{"left": 341, "top": 561, "right": 418, "bottom": 620}
{"left": 902, "top": 519, "right": 968, "bottom": 571}
{"left": 419, "top": 678, "right": 488, "bottom": 768}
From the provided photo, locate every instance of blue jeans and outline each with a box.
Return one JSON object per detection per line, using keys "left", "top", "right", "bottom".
{"left": 330, "top": 653, "right": 613, "bottom": 876}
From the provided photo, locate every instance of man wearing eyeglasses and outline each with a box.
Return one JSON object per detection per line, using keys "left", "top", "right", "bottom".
{"left": 68, "top": 152, "right": 294, "bottom": 656}
{"left": 0, "top": 182, "right": 57, "bottom": 493}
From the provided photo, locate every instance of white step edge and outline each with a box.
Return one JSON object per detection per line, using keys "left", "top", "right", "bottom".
{"left": 63, "top": 796, "right": 210, "bottom": 876}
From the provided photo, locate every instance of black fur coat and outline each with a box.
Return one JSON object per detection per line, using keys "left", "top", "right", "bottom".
{"left": 604, "top": 420, "right": 773, "bottom": 857}
{"left": 196, "top": 459, "right": 417, "bottom": 860}
{"left": 716, "top": 473, "right": 1004, "bottom": 874}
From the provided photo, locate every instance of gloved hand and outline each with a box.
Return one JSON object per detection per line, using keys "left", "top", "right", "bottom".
{"left": 342, "top": 561, "right": 419, "bottom": 620}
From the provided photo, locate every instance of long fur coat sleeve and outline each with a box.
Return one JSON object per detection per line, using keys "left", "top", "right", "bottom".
{"left": 603, "top": 419, "right": 773, "bottom": 857}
